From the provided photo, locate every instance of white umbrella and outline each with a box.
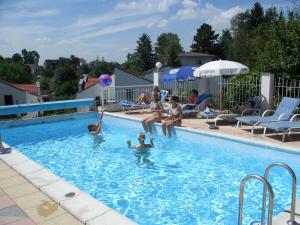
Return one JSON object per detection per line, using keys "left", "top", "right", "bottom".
{"left": 194, "top": 60, "right": 249, "bottom": 78}
{"left": 194, "top": 60, "right": 249, "bottom": 109}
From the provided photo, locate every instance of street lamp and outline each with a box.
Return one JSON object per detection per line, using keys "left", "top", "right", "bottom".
{"left": 155, "top": 62, "right": 162, "bottom": 71}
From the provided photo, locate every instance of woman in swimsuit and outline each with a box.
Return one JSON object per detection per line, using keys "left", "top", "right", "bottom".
{"left": 135, "top": 86, "right": 160, "bottom": 104}
{"left": 162, "top": 96, "right": 182, "bottom": 137}
{"left": 141, "top": 92, "right": 163, "bottom": 135}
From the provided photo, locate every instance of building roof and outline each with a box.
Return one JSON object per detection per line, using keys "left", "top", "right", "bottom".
{"left": 178, "top": 52, "right": 215, "bottom": 57}
{"left": 0, "top": 78, "right": 37, "bottom": 95}
{"left": 84, "top": 78, "right": 98, "bottom": 89}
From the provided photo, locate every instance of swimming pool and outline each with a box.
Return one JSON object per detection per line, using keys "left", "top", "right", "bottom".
{"left": 1, "top": 113, "right": 300, "bottom": 225}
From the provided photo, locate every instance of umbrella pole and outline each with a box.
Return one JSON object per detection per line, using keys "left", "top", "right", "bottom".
{"left": 219, "top": 77, "right": 222, "bottom": 110}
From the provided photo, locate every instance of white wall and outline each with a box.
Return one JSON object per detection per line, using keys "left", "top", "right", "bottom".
{"left": 0, "top": 82, "right": 26, "bottom": 105}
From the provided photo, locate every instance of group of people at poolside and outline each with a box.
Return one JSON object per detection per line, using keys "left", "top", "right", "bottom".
{"left": 87, "top": 86, "right": 200, "bottom": 164}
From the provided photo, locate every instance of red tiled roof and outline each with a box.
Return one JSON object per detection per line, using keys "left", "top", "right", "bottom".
{"left": 13, "top": 84, "right": 37, "bottom": 95}
{"left": 84, "top": 78, "right": 98, "bottom": 89}
{"left": 0, "top": 78, "right": 37, "bottom": 95}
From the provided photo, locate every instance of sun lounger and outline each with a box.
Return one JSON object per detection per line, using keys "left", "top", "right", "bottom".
{"left": 199, "top": 96, "right": 264, "bottom": 126}
{"left": 182, "top": 93, "right": 211, "bottom": 116}
{"left": 237, "top": 97, "right": 300, "bottom": 134}
{"left": 261, "top": 114, "right": 300, "bottom": 141}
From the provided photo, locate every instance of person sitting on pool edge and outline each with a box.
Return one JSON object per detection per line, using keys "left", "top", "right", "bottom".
{"left": 162, "top": 96, "right": 183, "bottom": 137}
{"left": 127, "top": 132, "right": 154, "bottom": 151}
{"left": 88, "top": 109, "right": 104, "bottom": 135}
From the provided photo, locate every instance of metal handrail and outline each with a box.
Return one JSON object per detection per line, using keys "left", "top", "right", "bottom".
{"left": 261, "top": 162, "right": 298, "bottom": 225}
{"left": 238, "top": 174, "right": 274, "bottom": 225}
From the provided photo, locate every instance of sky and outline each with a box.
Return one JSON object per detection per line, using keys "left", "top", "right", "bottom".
{"left": 0, "top": 0, "right": 294, "bottom": 64}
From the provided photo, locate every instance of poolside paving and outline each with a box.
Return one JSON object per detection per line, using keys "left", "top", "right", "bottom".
{"left": 117, "top": 110, "right": 300, "bottom": 150}
{"left": 0, "top": 160, "right": 84, "bottom": 225}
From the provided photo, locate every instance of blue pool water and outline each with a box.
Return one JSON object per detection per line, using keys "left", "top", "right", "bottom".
{"left": 2, "top": 113, "right": 300, "bottom": 225}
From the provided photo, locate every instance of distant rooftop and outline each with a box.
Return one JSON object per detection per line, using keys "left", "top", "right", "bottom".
{"left": 0, "top": 78, "right": 37, "bottom": 95}
{"left": 178, "top": 52, "right": 215, "bottom": 57}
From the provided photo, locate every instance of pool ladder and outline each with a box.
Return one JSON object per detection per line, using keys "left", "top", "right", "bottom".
{"left": 238, "top": 162, "right": 298, "bottom": 225}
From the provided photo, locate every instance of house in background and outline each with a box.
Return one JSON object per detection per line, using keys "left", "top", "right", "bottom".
{"left": 43, "top": 59, "right": 59, "bottom": 70}
{"left": 0, "top": 78, "right": 40, "bottom": 106}
{"left": 76, "top": 68, "right": 154, "bottom": 103}
{"left": 26, "top": 64, "right": 39, "bottom": 74}
{"left": 179, "top": 52, "right": 215, "bottom": 66}
{"left": 79, "top": 58, "right": 87, "bottom": 66}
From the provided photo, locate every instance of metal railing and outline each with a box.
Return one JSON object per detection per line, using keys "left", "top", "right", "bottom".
{"left": 160, "top": 81, "right": 198, "bottom": 103}
{"left": 238, "top": 174, "right": 274, "bottom": 225}
{"left": 214, "top": 75, "right": 261, "bottom": 109}
{"left": 273, "top": 78, "right": 300, "bottom": 108}
{"left": 262, "top": 162, "right": 297, "bottom": 225}
{"left": 103, "top": 85, "right": 153, "bottom": 103}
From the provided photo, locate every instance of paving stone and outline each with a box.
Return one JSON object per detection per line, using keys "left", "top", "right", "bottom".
{"left": 37, "top": 213, "right": 83, "bottom": 225}
{"left": 14, "top": 192, "right": 53, "bottom": 210}
{"left": 0, "top": 161, "right": 9, "bottom": 171}
{"left": 0, "top": 169, "right": 18, "bottom": 179}
{"left": 0, "top": 175, "right": 28, "bottom": 189}
{"left": 25, "top": 169, "right": 60, "bottom": 188}
{"left": 41, "top": 180, "right": 81, "bottom": 203}
{"left": 24, "top": 203, "right": 66, "bottom": 224}
{"left": 12, "top": 161, "right": 43, "bottom": 176}
{"left": 0, "top": 206, "right": 26, "bottom": 225}
{"left": 60, "top": 193, "right": 110, "bottom": 223}
{"left": 86, "top": 210, "right": 137, "bottom": 225}
{"left": 6, "top": 217, "right": 36, "bottom": 225}
{"left": 2, "top": 153, "right": 29, "bottom": 166}
{"left": 0, "top": 195, "right": 16, "bottom": 209}
{"left": 4, "top": 183, "right": 39, "bottom": 199}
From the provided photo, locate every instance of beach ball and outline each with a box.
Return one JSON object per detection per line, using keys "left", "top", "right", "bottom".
{"left": 99, "top": 74, "right": 112, "bottom": 88}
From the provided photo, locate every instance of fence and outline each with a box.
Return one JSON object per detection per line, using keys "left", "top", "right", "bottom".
{"left": 103, "top": 85, "right": 153, "bottom": 103}
{"left": 160, "top": 81, "right": 198, "bottom": 102}
{"left": 215, "top": 76, "right": 261, "bottom": 109}
{"left": 102, "top": 75, "right": 300, "bottom": 110}
{"left": 273, "top": 77, "right": 300, "bottom": 107}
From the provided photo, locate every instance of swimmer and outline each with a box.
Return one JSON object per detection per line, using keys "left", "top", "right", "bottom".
{"left": 126, "top": 132, "right": 154, "bottom": 152}
{"left": 88, "top": 109, "right": 104, "bottom": 135}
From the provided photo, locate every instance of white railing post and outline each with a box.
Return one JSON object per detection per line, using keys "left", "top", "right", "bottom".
{"left": 260, "top": 72, "right": 274, "bottom": 112}
{"left": 154, "top": 62, "right": 162, "bottom": 87}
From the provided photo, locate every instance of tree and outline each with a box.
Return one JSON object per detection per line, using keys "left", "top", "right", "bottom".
{"left": 191, "top": 23, "right": 219, "bottom": 54}
{"left": 123, "top": 33, "right": 155, "bottom": 72}
{"left": 54, "top": 65, "right": 78, "bottom": 97}
{"left": 155, "top": 32, "right": 183, "bottom": 67}
{"left": 21, "top": 48, "right": 40, "bottom": 64}
{"left": 12, "top": 53, "right": 23, "bottom": 63}
{"left": 89, "top": 58, "right": 118, "bottom": 77}
{"left": 0, "top": 60, "right": 32, "bottom": 83}
{"left": 218, "top": 29, "right": 233, "bottom": 59}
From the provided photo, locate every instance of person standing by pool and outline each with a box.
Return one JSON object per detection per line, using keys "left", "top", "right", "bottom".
{"left": 162, "top": 96, "right": 183, "bottom": 137}
{"left": 141, "top": 93, "right": 163, "bottom": 135}
{"left": 88, "top": 109, "right": 104, "bottom": 135}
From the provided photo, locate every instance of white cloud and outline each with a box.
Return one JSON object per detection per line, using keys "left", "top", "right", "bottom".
{"left": 157, "top": 19, "right": 170, "bottom": 28}
{"left": 78, "top": 16, "right": 161, "bottom": 39}
{"left": 116, "top": 0, "right": 178, "bottom": 13}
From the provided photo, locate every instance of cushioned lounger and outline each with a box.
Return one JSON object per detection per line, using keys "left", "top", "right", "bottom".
{"left": 261, "top": 121, "right": 300, "bottom": 142}
{"left": 236, "top": 97, "right": 300, "bottom": 134}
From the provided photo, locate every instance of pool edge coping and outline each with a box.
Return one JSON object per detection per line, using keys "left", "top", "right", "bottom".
{"left": 0, "top": 143, "right": 137, "bottom": 225}
{"left": 105, "top": 112, "right": 300, "bottom": 154}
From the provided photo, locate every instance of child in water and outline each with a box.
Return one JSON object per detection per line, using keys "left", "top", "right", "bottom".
{"left": 88, "top": 109, "right": 104, "bottom": 135}
{"left": 127, "top": 132, "right": 154, "bottom": 152}
{"left": 127, "top": 132, "right": 154, "bottom": 165}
